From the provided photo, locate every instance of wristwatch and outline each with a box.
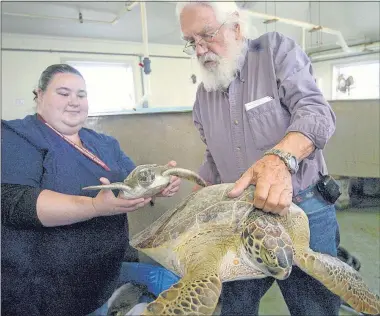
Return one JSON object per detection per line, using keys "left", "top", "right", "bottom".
{"left": 264, "top": 148, "right": 299, "bottom": 174}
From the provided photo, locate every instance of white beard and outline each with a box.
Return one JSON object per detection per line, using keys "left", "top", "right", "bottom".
{"left": 197, "top": 38, "right": 245, "bottom": 92}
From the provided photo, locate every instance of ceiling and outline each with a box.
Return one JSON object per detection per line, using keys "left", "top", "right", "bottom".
{"left": 1, "top": 1, "right": 380, "bottom": 52}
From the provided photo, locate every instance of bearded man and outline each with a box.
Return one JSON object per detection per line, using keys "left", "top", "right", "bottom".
{"left": 176, "top": 1, "right": 342, "bottom": 316}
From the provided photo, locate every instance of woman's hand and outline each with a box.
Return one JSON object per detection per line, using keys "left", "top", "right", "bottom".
{"left": 157, "top": 160, "right": 182, "bottom": 197}
{"left": 92, "top": 177, "right": 152, "bottom": 216}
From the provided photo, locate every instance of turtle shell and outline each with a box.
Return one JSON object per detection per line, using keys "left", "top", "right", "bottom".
{"left": 130, "top": 183, "right": 255, "bottom": 250}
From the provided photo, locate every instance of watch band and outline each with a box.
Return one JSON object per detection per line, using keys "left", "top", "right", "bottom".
{"left": 264, "top": 148, "right": 298, "bottom": 174}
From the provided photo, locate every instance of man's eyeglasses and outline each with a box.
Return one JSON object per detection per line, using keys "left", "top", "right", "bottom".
{"left": 182, "top": 21, "right": 227, "bottom": 56}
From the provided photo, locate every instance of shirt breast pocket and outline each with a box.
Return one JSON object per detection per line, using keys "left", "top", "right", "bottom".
{"left": 245, "top": 97, "right": 290, "bottom": 151}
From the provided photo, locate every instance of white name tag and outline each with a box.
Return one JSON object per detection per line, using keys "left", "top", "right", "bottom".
{"left": 244, "top": 96, "right": 274, "bottom": 111}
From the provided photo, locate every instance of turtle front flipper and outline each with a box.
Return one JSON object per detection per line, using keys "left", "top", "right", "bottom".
{"left": 82, "top": 183, "right": 134, "bottom": 197}
{"left": 296, "top": 249, "right": 380, "bottom": 315}
{"left": 162, "top": 168, "right": 207, "bottom": 188}
{"left": 142, "top": 272, "right": 222, "bottom": 316}
{"left": 241, "top": 211, "right": 294, "bottom": 280}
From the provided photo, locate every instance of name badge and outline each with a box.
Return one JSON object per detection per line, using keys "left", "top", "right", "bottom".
{"left": 244, "top": 96, "right": 274, "bottom": 111}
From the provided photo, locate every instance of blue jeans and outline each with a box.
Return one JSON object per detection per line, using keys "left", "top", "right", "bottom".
{"left": 220, "top": 184, "right": 342, "bottom": 316}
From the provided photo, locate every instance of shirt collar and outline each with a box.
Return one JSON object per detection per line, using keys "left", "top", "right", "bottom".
{"left": 236, "top": 38, "right": 249, "bottom": 79}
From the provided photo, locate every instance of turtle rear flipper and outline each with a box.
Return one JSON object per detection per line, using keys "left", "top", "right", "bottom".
{"left": 142, "top": 271, "right": 222, "bottom": 315}
{"left": 162, "top": 168, "right": 207, "bottom": 188}
{"left": 296, "top": 249, "right": 380, "bottom": 315}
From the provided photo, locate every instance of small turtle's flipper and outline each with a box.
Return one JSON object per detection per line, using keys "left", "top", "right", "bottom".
{"left": 82, "top": 183, "right": 133, "bottom": 196}
{"left": 142, "top": 272, "right": 222, "bottom": 316}
{"left": 296, "top": 249, "right": 380, "bottom": 315}
{"left": 162, "top": 168, "right": 207, "bottom": 188}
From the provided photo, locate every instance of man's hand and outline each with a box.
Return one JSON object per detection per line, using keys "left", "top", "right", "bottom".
{"left": 228, "top": 132, "right": 315, "bottom": 216}
{"left": 228, "top": 155, "right": 293, "bottom": 216}
{"left": 157, "top": 160, "right": 181, "bottom": 197}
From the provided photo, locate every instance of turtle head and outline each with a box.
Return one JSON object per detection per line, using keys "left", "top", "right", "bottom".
{"left": 257, "top": 238, "right": 293, "bottom": 280}
{"left": 136, "top": 167, "right": 156, "bottom": 187}
{"left": 241, "top": 212, "right": 293, "bottom": 280}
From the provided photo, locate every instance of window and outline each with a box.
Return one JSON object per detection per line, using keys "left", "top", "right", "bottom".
{"left": 65, "top": 60, "right": 136, "bottom": 115}
{"left": 332, "top": 60, "right": 379, "bottom": 100}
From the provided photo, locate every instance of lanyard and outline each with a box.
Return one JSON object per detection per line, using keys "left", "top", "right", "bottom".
{"left": 37, "top": 114, "right": 111, "bottom": 172}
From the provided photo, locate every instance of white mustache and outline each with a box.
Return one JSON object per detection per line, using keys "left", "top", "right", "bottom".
{"left": 196, "top": 38, "right": 247, "bottom": 92}
{"left": 198, "top": 52, "right": 219, "bottom": 64}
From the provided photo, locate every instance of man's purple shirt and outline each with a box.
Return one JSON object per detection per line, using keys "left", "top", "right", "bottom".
{"left": 192, "top": 32, "right": 336, "bottom": 195}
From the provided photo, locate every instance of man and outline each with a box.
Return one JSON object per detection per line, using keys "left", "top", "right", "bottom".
{"left": 176, "top": 1, "right": 341, "bottom": 315}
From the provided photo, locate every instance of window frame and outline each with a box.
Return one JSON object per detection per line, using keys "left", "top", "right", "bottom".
{"left": 61, "top": 57, "right": 140, "bottom": 116}
{"left": 331, "top": 59, "right": 380, "bottom": 101}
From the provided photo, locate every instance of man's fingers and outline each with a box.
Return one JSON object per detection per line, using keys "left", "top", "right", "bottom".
{"left": 228, "top": 171, "right": 254, "bottom": 198}
{"left": 277, "top": 190, "right": 292, "bottom": 216}
{"left": 279, "top": 207, "right": 289, "bottom": 216}
{"left": 262, "top": 185, "right": 283, "bottom": 212}
{"left": 278, "top": 189, "right": 292, "bottom": 211}
{"left": 253, "top": 181, "right": 270, "bottom": 209}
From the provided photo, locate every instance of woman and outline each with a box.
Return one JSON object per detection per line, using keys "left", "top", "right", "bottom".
{"left": 1, "top": 64, "right": 181, "bottom": 316}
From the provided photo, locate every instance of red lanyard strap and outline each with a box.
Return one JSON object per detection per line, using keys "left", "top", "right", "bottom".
{"left": 37, "top": 114, "right": 111, "bottom": 172}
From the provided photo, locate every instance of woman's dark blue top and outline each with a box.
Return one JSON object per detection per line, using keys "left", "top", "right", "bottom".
{"left": 1, "top": 114, "right": 136, "bottom": 316}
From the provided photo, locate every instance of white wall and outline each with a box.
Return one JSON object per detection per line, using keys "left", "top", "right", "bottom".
{"left": 325, "top": 99, "right": 379, "bottom": 177}
{"left": 311, "top": 53, "right": 380, "bottom": 101}
{"left": 2, "top": 32, "right": 379, "bottom": 121}
{"left": 1, "top": 33, "right": 200, "bottom": 120}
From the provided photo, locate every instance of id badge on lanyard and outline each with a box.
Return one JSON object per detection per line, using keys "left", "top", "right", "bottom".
{"left": 37, "top": 114, "right": 111, "bottom": 172}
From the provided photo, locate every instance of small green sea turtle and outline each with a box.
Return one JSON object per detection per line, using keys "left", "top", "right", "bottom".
{"left": 130, "top": 183, "right": 380, "bottom": 316}
{"left": 82, "top": 163, "right": 207, "bottom": 199}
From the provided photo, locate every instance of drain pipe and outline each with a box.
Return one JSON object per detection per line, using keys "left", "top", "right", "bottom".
{"left": 245, "top": 10, "right": 351, "bottom": 53}
{"left": 309, "top": 41, "right": 380, "bottom": 62}
{"left": 1, "top": 47, "right": 191, "bottom": 60}
{"left": 125, "top": 1, "right": 139, "bottom": 12}
{"left": 301, "top": 28, "right": 306, "bottom": 50}
{"left": 139, "top": 1, "right": 151, "bottom": 108}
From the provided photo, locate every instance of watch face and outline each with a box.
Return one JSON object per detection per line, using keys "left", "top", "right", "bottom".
{"left": 289, "top": 157, "right": 298, "bottom": 171}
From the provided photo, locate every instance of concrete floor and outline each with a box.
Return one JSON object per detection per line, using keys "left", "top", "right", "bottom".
{"left": 257, "top": 206, "right": 380, "bottom": 316}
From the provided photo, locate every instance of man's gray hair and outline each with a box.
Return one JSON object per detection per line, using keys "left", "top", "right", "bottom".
{"left": 175, "top": 1, "right": 249, "bottom": 38}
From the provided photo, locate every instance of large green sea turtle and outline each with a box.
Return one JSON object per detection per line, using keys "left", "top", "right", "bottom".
{"left": 130, "top": 182, "right": 380, "bottom": 315}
